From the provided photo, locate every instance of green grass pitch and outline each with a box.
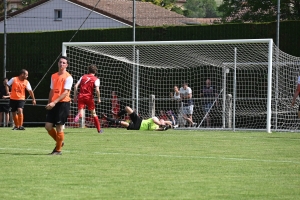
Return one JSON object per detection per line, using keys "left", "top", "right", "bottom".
{"left": 0, "top": 127, "right": 300, "bottom": 199}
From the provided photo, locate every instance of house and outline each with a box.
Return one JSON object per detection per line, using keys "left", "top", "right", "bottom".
{"left": 0, "top": 0, "right": 192, "bottom": 33}
{"left": 7, "top": 0, "right": 24, "bottom": 12}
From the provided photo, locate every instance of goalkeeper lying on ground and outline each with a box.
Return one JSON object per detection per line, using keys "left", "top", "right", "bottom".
{"left": 102, "top": 106, "right": 172, "bottom": 131}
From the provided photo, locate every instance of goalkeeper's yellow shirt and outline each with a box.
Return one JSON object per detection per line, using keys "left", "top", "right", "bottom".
{"left": 139, "top": 118, "right": 159, "bottom": 131}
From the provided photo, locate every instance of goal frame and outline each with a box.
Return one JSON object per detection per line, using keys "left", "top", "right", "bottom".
{"left": 62, "top": 39, "right": 274, "bottom": 133}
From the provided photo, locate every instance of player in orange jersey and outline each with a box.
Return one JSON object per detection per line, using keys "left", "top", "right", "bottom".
{"left": 7, "top": 69, "right": 36, "bottom": 130}
{"left": 73, "top": 64, "right": 102, "bottom": 133}
{"left": 45, "top": 56, "right": 73, "bottom": 155}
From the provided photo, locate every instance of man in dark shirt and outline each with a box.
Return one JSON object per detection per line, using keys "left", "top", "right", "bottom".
{"left": 200, "top": 79, "right": 218, "bottom": 128}
{"left": 0, "top": 78, "right": 10, "bottom": 127}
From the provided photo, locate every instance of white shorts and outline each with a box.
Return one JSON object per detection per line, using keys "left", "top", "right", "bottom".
{"left": 182, "top": 105, "right": 194, "bottom": 115}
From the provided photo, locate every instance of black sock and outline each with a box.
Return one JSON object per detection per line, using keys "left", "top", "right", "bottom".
{"left": 117, "top": 109, "right": 127, "bottom": 117}
{"left": 106, "top": 117, "right": 121, "bottom": 125}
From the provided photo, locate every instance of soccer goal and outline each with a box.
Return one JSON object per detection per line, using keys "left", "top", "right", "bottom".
{"left": 62, "top": 39, "right": 300, "bottom": 133}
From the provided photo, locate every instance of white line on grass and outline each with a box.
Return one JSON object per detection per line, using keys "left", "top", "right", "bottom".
{"left": 1, "top": 147, "right": 299, "bottom": 164}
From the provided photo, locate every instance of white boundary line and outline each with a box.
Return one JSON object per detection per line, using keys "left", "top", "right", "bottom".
{"left": 1, "top": 147, "right": 299, "bottom": 164}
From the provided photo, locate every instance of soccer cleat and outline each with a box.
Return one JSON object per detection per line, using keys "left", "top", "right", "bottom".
{"left": 18, "top": 126, "right": 25, "bottom": 130}
{"left": 50, "top": 151, "right": 62, "bottom": 155}
{"left": 192, "top": 123, "right": 197, "bottom": 127}
{"left": 51, "top": 142, "right": 64, "bottom": 154}
{"left": 117, "top": 109, "right": 127, "bottom": 117}
{"left": 98, "top": 130, "right": 104, "bottom": 134}
{"left": 74, "top": 113, "right": 80, "bottom": 123}
{"left": 173, "top": 124, "right": 179, "bottom": 128}
{"left": 12, "top": 127, "right": 19, "bottom": 130}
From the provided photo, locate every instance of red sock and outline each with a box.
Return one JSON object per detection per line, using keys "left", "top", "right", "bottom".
{"left": 93, "top": 116, "right": 101, "bottom": 132}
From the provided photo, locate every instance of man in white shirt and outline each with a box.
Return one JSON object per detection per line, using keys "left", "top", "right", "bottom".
{"left": 179, "top": 82, "right": 197, "bottom": 127}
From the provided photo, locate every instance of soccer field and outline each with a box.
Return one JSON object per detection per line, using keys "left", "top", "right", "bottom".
{"left": 0, "top": 127, "right": 299, "bottom": 199}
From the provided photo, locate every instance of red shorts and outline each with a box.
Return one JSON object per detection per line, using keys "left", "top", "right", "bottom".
{"left": 77, "top": 98, "right": 95, "bottom": 110}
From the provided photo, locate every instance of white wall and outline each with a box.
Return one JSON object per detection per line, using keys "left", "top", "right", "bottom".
{"left": 0, "top": 0, "right": 130, "bottom": 33}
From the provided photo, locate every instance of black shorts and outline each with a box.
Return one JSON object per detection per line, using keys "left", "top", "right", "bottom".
{"left": 127, "top": 112, "right": 142, "bottom": 130}
{"left": 0, "top": 101, "right": 10, "bottom": 113}
{"left": 46, "top": 102, "right": 70, "bottom": 125}
{"left": 10, "top": 99, "right": 25, "bottom": 112}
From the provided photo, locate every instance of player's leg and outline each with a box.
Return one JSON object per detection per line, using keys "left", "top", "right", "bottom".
{"left": 14, "top": 100, "right": 25, "bottom": 130}
{"left": 89, "top": 109, "right": 102, "bottom": 133}
{"left": 101, "top": 113, "right": 129, "bottom": 128}
{"left": 52, "top": 102, "right": 70, "bottom": 155}
{"left": 10, "top": 100, "right": 19, "bottom": 130}
{"left": 86, "top": 99, "right": 102, "bottom": 133}
{"left": 116, "top": 106, "right": 134, "bottom": 118}
{"left": 74, "top": 108, "right": 84, "bottom": 123}
{"left": 74, "top": 98, "right": 86, "bottom": 123}
{"left": 45, "top": 108, "right": 57, "bottom": 144}
{"left": 17, "top": 108, "right": 24, "bottom": 130}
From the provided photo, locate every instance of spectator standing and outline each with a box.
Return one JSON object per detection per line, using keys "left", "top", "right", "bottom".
{"left": 170, "top": 85, "right": 184, "bottom": 126}
{"left": 291, "top": 75, "right": 300, "bottom": 118}
{"left": 180, "top": 82, "right": 197, "bottom": 127}
{"left": 200, "top": 78, "right": 218, "bottom": 128}
{"left": 0, "top": 78, "right": 10, "bottom": 127}
{"left": 111, "top": 91, "right": 120, "bottom": 119}
{"left": 73, "top": 64, "right": 102, "bottom": 133}
{"left": 7, "top": 69, "right": 36, "bottom": 130}
{"left": 45, "top": 56, "right": 73, "bottom": 155}
{"left": 170, "top": 85, "right": 181, "bottom": 100}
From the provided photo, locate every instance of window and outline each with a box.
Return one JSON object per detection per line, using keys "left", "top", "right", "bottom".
{"left": 54, "top": 9, "right": 62, "bottom": 21}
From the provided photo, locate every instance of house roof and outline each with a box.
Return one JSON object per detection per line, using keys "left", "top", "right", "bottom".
{"left": 69, "top": 0, "right": 190, "bottom": 26}
{"left": 1, "top": 0, "right": 191, "bottom": 26}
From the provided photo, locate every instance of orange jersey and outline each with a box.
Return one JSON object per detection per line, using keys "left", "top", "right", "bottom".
{"left": 9, "top": 77, "right": 30, "bottom": 100}
{"left": 51, "top": 72, "right": 73, "bottom": 102}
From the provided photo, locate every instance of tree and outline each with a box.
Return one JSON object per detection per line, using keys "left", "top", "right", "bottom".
{"left": 139, "top": 0, "right": 188, "bottom": 15}
{"left": 184, "top": 0, "right": 220, "bottom": 18}
{"left": 140, "top": 0, "right": 177, "bottom": 9}
{"left": 218, "top": 0, "right": 300, "bottom": 23}
{"left": 22, "top": 0, "right": 41, "bottom": 6}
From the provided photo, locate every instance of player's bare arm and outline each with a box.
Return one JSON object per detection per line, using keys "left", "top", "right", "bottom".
{"left": 28, "top": 90, "right": 36, "bottom": 105}
{"left": 95, "top": 86, "right": 101, "bottom": 103}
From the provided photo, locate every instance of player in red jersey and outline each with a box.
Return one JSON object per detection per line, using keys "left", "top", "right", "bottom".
{"left": 73, "top": 65, "right": 102, "bottom": 133}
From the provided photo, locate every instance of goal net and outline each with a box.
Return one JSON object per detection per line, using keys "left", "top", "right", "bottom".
{"left": 62, "top": 39, "right": 300, "bottom": 132}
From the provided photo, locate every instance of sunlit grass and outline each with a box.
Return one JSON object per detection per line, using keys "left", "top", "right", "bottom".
{"left": 0, "top": 127, "right": 299, "bottom": 199}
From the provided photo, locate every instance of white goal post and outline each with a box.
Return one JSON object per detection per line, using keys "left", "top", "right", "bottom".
{"left": 62, "top": 39, "right": 300, "bottom": 133}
